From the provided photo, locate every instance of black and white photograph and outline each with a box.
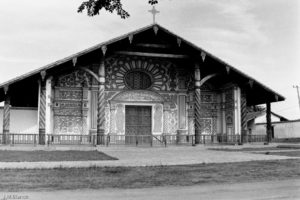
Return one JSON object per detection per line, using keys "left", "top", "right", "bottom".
{"left": 0, "top": 0, "right": 299, "bottom": 199}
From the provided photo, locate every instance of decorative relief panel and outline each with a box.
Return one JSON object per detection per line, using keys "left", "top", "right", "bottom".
{"left": 200, "top": 92, "right": 218, "bottom": 118}
{"left": 163, "top": 110, "right": 169, "bottom": 134}
{"left": 56, "top": 70, "right": 92, "bottom": 88}
{"left": 188, "top": 118, "right": 195, "bottom": 135}
{"left": 58, "top": 90, "right": 83, "bottom": 100}
{"left": 105, "top": 56, "right": 177, "bottom": 91}
{"left": 161, "top": 94, "right": 177, "bottom": 109}
{"left": 168, "top": 110, "right": 178, "bottom": 134}
{"left": 115, "top": 104, "right": 125, "bottom": 134}
{"left": 201, "top": 94, "right": 213, "bottom": 103}
{"left": 153, "top": 104, "right": 163, "bottom": 133}
{"left": 53, "top": 70, "right": 90, "bottom": 135}
{"left": 105, "top": 107, "right": 110, "bottom": 134}
{"left": 112, "top": 90, "right": 164, "bottom": 102}
{"left": 200, "top": 118, "right": 212, "bottom": 135}
{"left": 224, "top": 88, "right": 235, "bottom": 134}
{"left": 54, "top": 116, "right": 87, "bottom": 134}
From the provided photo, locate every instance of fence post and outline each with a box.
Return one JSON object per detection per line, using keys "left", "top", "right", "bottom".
{"left": 11, "top": 134, "right": 14, "bottom": 146}
{"left": 106, "top": 135, "right": 110, "bottom": 147}
{"left": 192, "top": 135, "right": 194, "bottom": 146}
{"left": 164, "top": 135, "right": 167, "bottom": 147}
{"left": 34, "top": 134, "right": 36, "bottom": 146}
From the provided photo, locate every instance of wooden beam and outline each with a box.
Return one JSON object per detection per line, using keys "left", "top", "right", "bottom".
{"left": 199, "top": 74, "right": 218, "bottom": 87}
{"left": 135, "top": 43, "right": 172, "bottom": 48}
{"left": 266, "top": 102, "right": 272, "bottom": 143}
{"left": 115, "top": 51, "right": 189, "bottom": 59}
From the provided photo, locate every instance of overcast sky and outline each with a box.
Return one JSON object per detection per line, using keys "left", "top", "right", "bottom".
{"left": 0, "top": 0, "right": 299, "bottom": 119}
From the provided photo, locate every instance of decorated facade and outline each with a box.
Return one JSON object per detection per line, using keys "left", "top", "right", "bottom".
{"left": 0, "top": 24, "right": 284, "bottom": 145}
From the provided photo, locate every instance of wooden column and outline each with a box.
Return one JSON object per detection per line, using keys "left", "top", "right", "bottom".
{"left": 266, "top": 102, "right": 272, "bottom": 143}
{"left": 2, "top": 86, "right": 10, "bottom": 144}
{"left": 97, "top": 46, "right": 106, "bottom": 145}
{"left": 38, "top": 71, "right": 46, "bottom": 145}
{"left": 194, "top": 63, "right": 201, "bottom": 144}
{"left": 240, "top": 92, "right": 247, "bottom": 144}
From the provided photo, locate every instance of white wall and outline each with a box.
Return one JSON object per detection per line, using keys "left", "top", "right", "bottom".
{"left": 273, "top": 121, "right": 300, "bottom": 138}
{"left": 253, "top": 120, "right": 300, "bottom": 138}
{"left": 0, "top": 107, "right": 38, "bottom": 133}
{"left": 255, "top": 114, "right": 281, "bottom": 124}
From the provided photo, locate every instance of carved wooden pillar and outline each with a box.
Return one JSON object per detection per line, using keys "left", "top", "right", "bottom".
{"left": 240, "top": 91, "right": 247, "bottom": 143}
{"left": 2, "top": 86, "right": 10, "bottom": 144}
{"left": 266, "top": 102, "right": 272, "bottom": 143}
{"left": 38, "top": 71, "right": 46, "bottom": 145}
{"left": 194, "top": 63, "right": 201, "bottom": 144}
{"left": 97, "top": 46, "right": 107, "bottom": 145}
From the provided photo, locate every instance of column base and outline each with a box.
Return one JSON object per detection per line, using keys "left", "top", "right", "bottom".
{"left": 194, "top": 130, "right": 201, "bottom": 144}
{"left": 97, "top": 129, "right": 105, "bottom": 145}
{"left": 39, "top": 129, "right": 46, "bottom": 145}
{"left": 176, "top": 129, "right": 188, "bottom": 144}
{"left": 2, "top": 130, "right": 9, "bottom": 145}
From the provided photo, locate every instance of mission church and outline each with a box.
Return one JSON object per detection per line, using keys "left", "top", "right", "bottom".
{"left": 0, "top": 19, "right": 284, "bottom": 145}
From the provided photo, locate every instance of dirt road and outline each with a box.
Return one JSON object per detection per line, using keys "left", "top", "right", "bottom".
{"left": 2, "top": 179, "right": 299, "bottom": 200}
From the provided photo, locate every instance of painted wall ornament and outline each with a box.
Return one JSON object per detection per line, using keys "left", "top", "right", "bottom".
{"left": 57, "top": 70, "right": 91, "bottom": 88}
{"left": 112, "top": 90, "right": 165, "bottom": 102}
{"left": 105, "top": 56, "right": 171, "bottom": 91}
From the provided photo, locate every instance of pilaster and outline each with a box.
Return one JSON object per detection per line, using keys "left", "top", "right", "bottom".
{"left": 233, "top": 86, "right": 241, "bottom": 136}
{"left": 194, "top": 63, "right": 201, "bottom": 144}
{"left": 240, "top": 91, "right": 247, "bottom": 142}
{"left": 97, "top": 46, "right": 107, "bottom": 145}
{"left": 45, "top": 77, "right": 53, "bottom": 137}
{"left": 38, "top": 73, "right": 46, "bottom": 145}
{"left": 2, "top": 86, "right": 10, "bottom": 144}
{"left": 266, "top": 102, "right": 272, "bottom": 143}
{"left": 163, "top": 103, "right": 170, "bottom": 134}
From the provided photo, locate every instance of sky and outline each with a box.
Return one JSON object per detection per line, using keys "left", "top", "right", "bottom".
{"left": 0, "top": 0, "right": 299, "bottom": 119}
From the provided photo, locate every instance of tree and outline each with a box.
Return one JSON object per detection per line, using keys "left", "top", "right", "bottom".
{"left": 78, "top": 0, "right": 158, "bottom": 19}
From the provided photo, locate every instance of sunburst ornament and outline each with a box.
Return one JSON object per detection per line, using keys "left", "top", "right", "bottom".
{"left": 105, "top": 56, "right": 171, "bottom": 91}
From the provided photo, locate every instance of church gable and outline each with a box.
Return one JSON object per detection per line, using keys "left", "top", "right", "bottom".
{"left": 0, "top": 24, "right": 284, "bottom": 146}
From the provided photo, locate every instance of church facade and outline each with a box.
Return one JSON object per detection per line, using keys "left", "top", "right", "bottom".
{"left": 0, "top": 24, "right": 284, "bottom": 145}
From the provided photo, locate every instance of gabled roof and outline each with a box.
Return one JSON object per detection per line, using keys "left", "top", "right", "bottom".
{"left": 0, "top": 23, "right": 285, "bottom": 104}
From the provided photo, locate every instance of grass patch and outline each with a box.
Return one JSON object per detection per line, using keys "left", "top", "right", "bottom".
{"left": 0, "top": 159, "right": 299, "bottom": 191}
{"left": 0, "top": 150, "right": 117, "bottom": 162}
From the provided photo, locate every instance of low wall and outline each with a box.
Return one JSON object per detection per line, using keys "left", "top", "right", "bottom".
{"left": 254, "top": 120, "right": 300, "bottom": 138}
{"left": 0, "top": 107, "right": 38, "bottom": 133}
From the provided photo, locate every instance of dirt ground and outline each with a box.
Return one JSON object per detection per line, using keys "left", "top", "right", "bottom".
{"left": 2, "top": 179, "right": 299, "bottom": 200}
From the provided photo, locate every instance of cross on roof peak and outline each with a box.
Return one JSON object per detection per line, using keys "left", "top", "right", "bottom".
{"left": 148, "top": 6, "right": 160, "bottom": 24}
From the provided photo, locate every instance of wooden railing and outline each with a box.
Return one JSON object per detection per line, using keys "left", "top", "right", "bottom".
{"left": 0, "top": 133, "right": 268, "bottom": 146}
{"left": 0, "top": 133, "right": 39, "bottom": 145}
{"left": 47, "top": 134, "right": 94, "bottom": 145}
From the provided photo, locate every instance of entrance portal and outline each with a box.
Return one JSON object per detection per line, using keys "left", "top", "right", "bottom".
{"left": 125, "top": 106, "right": 152, "bottom": 145}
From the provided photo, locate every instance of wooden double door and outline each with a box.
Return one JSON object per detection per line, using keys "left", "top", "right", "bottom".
{"left": 125, "top": 105, "right": 152, "bottom": 145}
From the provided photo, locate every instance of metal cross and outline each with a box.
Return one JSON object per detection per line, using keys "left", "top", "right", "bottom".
{"left": 148, "top": 6, "right": 160, "bottom": 24}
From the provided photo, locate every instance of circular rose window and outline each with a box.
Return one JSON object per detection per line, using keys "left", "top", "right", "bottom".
{"left": 125, "top": 70, "right": 152, "bottom": 89}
